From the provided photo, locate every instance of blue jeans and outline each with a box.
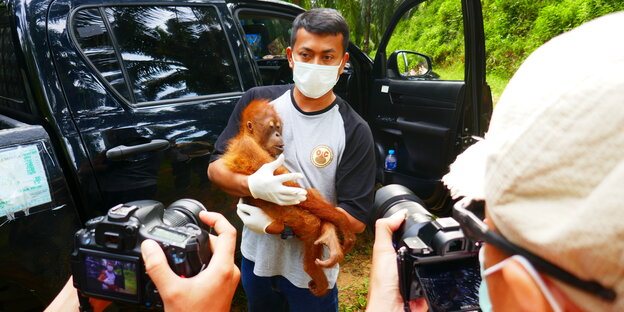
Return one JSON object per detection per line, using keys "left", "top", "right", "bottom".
{"left": 241, "top": 257, "right": 338, "bottom": 312}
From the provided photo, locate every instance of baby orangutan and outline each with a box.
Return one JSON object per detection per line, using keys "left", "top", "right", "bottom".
{"left": 220, "top": 99, "right": 356, "bottom": 296}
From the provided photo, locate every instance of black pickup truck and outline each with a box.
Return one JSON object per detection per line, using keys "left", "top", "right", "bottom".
{"left": 0, "top": 0, "right": 491, "bottom": 309}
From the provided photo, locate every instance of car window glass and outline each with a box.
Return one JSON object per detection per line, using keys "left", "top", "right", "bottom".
{"left": 386, "top": 0, "right": 465, "bottom": 81}
{"left": 73, "top": 8, "right": 132, "bottom": 101}
{"left": 74, "top": 6, "right": 242, "bottom": 104}
{"left": 103, "top": 6, "right": 241, "bottom": 103}
{"left": 239, "top": 14, "right": 291, "bottom": 60}
{"left": 238, "top": 13, "right": 293, "bottom": 85}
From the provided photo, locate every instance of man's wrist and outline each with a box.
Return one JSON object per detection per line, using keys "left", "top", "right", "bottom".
{"left": 337, "top": 207, "right": 366, "bottom": 233}
{"left": 240, "top": 175, "right": 252, "bottom": 197}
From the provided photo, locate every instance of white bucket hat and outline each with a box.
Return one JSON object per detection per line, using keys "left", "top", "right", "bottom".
{"left": 443, "top": 11, "right": 624, "bottom": 311}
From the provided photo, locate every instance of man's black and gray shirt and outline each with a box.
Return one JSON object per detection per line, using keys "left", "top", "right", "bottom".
{"left": 211, "top": 85, "right": 375, "bottom": 289}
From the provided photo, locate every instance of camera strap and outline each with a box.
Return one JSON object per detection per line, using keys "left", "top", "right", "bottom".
{"left": 396, "top": 247, "right": 412, "bottom": 312}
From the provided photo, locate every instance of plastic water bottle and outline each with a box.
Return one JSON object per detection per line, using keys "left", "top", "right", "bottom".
{"left": 384, "top": 149, "right": 397, "bottom": 171}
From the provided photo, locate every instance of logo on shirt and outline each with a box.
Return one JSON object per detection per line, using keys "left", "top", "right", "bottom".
{"left": 310, "top": 145, "right": 333, "bottom": 168}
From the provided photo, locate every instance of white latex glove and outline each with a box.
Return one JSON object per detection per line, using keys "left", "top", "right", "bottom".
{"left": 247, "top": 154, "right": 307, "bottom": 206}
{"left": 236, "top": 199, "right": 274, "bottom": 234}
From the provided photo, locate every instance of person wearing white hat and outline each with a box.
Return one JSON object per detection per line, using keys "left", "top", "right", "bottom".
{"left": 368, "top": 10, "right": 624, "bottom": 312}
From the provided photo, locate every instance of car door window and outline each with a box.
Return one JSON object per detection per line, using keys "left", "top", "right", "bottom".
{"left": 385, "top": 0, "right": 465, "bottom": 81}
{"left": 239, "top": 14, "right": 291, "bottom": 60}
{"left": 73, "top": 5, "right": 242, "bottom": 104}
{"left": 238, "top": 13, "right": 293, "bottom": 85}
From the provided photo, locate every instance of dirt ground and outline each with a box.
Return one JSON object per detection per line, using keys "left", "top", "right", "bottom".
{"left": 336, "top": 231, "right": 374, "bottom": 312}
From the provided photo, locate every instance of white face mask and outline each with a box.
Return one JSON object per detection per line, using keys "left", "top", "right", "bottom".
{"left": 483, "top": 254, "right": 563, "bottom": 312}
{"left": 478, "top": 246, "right": 493, "bottom": 312}
{"left": 292, "top": 59, "right": 342, "bottom": 99}
{"left": 107, "top": 265, "right": 114, "bottom": 272}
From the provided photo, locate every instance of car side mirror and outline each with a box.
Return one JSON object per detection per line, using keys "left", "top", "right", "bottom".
{"left": 387, "top": 51, "right": 433, "bottom": 78}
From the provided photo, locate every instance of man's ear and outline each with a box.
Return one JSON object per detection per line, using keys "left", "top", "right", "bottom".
{"left": 500, "top": 259, "right": 552, "bottom": 312}
{"left": 286, "top": 47, "right": 293, "bottom": 69}
{"left": 340, "top": 52, "right": 350, "bottom": 75}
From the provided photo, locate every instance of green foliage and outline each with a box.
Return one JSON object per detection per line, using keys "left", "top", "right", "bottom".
{"left": 282, "top": 0, "right": 401, "bottom": 53}
{"left": 281, "top": 0, "right": 624, "bottom": 101}
{"left": 482, "top": 0, "right": 624, "bottom": 100}
{"left": 386, "top": 1, "right": 465, "bottom": 80}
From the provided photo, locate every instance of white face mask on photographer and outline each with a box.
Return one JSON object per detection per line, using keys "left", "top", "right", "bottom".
{"left": 478, "top": 246, "right": 493, "bottom": 312}
{"left": 292, "top": 59, "right": 343, "bottom": 99}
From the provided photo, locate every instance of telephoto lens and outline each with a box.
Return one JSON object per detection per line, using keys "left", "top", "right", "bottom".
{"left": 373, "top": 184, "right": 430, "bottom": 244}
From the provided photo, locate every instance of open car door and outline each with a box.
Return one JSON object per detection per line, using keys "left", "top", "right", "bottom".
{"left": 369, "top": 0, "right": 491, "bottom": 215}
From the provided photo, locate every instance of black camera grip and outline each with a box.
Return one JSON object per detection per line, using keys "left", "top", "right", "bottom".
{"left": 396, "top": 247, "right": 412, "bottom": 312}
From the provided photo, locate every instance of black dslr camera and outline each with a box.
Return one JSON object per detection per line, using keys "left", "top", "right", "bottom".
{"left": 373, "top": 185, "right": 481, "bottom": 312}
{"left": 71, "top": 199, "right": 211, "bottom": 308}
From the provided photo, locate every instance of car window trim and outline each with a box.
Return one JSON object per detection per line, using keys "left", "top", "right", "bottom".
{"left": 69, "top": 5, "right": 134, "bottom": 106}
{"left": 235, "top": 8, "right": 298, "bottom": 21}
{"left": 68, "top": 3, "right": 244, "bottom": 108}
{"left": 213, "top": 3, "right": 245, "bottom": 93}
{"left": 133, "top": 91, "right": 244, "bottom": 108}
{"left": 97, "top": 6, "right": 136, "bottom": 103}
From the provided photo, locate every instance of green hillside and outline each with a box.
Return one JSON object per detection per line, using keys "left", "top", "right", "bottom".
{"left": 480, "top": 0, "right": 623, "bottom": 101}
{"left": 286, "top": 0, "right": 624, "bottom": 103}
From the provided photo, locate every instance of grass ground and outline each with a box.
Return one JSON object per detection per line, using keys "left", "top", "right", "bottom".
{"left": 487, "top": 71, "right": 510, "bottom": 105}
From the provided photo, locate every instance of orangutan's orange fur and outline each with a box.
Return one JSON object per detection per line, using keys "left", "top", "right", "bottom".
{"left": 221, "top": 99, "right": 356, "bottom": 296}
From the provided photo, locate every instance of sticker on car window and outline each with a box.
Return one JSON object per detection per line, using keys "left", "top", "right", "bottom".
{"left": 0, "top": 144, "right": 52, "bottom": 218}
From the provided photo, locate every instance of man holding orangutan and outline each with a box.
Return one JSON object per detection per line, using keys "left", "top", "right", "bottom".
{"left": 207, "top": 8, "right": 375, "bottom": 312}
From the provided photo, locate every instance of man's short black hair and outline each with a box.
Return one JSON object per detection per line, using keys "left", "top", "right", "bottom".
{"left": 290, "top": 8, "right": 350, "bottom": 54}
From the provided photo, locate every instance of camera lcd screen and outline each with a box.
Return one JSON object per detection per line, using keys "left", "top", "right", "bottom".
{"left": 84, "top": 254, "right": 138, "bottom": 297}
{"left": 150, "top": 226, "right": 187, "bottom": 243}
{"left": 416, "top": 256, "right": 481, "bottom": 312}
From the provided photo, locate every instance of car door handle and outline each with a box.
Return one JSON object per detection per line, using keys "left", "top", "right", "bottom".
{"left": 390, "top": 92, "right": 403, "bottom": 105}
{"left": 106, "top": 139, "right": 170, "bottom": 160}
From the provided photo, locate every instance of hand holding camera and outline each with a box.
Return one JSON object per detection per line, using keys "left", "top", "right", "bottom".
{"left": 141, "top": 210, "right": 239, "bottom": 312}
{"left": 70, "top": 199, "right": 239, "bottom": 311}
{"left": 370, "top": 185, "right": 482, "bottom": 312}
{"left": 368, "top": 209, "right": 428, "bottom": 312}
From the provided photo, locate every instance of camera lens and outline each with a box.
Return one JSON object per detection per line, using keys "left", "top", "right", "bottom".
{"left": 373, "top": 184, "right": 431, "bottom": 242}
{"left": 163, "top": 198, "right": 207, "bottom": 227}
